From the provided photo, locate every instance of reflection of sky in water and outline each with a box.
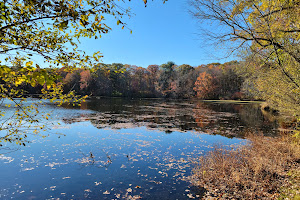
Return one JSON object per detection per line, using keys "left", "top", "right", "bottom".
{"left": 0, "top": 120, "right": 244, "bottom": 200}
{"left": 1, "top": 98, "right": 276, "bottom": 199}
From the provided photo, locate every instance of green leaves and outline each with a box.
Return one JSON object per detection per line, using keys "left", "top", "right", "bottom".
{"left": 0, "top": 0, "right": 166, "bottom": 146}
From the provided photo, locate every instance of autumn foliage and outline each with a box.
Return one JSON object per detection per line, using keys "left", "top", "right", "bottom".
{"left": 194, "top": 72, "right": 216, "bottom": 99}
{"left": 16, "top": 61, "right": 247, "bottom": 100}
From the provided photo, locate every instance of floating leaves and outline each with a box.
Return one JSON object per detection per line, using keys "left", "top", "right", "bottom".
{"left": 103, "top": 190, "right": 110, "bottom": 195}
{"left": 94, "top": 181, "right": 102, "bottom": 186}
{"left": 0, "top": 101, "right": 249, "bottom": 199}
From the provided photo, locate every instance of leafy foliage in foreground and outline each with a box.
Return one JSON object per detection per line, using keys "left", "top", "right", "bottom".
{"left": 0, "top": 0, "right": 165, "bottom": 146}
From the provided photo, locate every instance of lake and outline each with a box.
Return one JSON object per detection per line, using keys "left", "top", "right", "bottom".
{"left": 0, "top": 98, "right": 279, "bottom": 199}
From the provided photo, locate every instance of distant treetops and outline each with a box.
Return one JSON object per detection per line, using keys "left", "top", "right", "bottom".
{"left": 16, "top": 61, "right": 249, "bottom": 100}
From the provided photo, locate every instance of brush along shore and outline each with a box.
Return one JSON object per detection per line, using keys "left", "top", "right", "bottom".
{"left": 189, "top": 134, "right": 300, "bottom": 199}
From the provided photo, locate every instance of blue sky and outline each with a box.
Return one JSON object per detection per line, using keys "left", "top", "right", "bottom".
{"left": 79, "top": 0, "right": 237, "bottom": 68}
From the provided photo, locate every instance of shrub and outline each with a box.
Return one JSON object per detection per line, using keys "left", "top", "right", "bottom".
{"left": 190, "top": 134, "right": 300, "bottom": 199}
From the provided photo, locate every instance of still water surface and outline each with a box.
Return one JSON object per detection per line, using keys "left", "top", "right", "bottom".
{"left": 0, "top": 98, "right": 278, "bottom": 199}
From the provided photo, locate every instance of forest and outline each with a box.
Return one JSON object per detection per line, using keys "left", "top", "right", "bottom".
{"left": 18, "top": 60, "right": 250, "bottom": 100}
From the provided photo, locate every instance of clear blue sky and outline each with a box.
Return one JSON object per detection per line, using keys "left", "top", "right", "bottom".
{"left": 79, "top": 0, "right": 236, "bottom": 68}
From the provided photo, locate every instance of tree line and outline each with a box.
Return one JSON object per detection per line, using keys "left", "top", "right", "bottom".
{"left": 16, "top": 60, "right": 254, "bottom": 100}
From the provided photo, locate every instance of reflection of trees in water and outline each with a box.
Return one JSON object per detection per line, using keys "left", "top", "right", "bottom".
{"left": 192, "top": 103, "right": 242, "bottom": 137}
{"left": 238, "top": 104, "right": 279, "bottom": 135}
{"left": 193, "top": 103, "right": 217, "bottom": 128}
{"left": 61, "top": 99, "right": 279, "bottom": 138}
{"left": 195, "top": 102, "right": 281, "bottom": 136}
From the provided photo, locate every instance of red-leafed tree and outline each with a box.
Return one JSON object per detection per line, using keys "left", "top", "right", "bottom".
{"left": 80, "top": 70, "right": 93, "bottom": 93}
{"left": 193, "top": 72, "right": 218, "bottom": 99}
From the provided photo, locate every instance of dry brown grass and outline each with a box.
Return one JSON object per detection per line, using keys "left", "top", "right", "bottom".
{"left": 190, "top": 134, "right": 300, "bottom": 199}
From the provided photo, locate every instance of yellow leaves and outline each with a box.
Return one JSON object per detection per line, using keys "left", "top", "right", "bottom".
{"left": 25, "top": 61, "right": 33, "bottom": 67}
{"left": 231, "top": 4, "right": 243, "bottom": 17}
{"left": 292, "top": 131, "right": 300, "bottom": 141}
{"left": 0, "top": 65, "right": 11, "bottom": 75}
{"left": 0, "top": 0, "right": 155, "bottom": 146}
{"left": 15, "top": 77, "right": 25, "bottom": 86}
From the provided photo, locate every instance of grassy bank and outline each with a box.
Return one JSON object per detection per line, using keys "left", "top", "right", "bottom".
{"left": 200, "top": 100, "right": 264, "bottom": 104}
{"left": 190, "top": 134, "right": 300, "bottom": 199}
